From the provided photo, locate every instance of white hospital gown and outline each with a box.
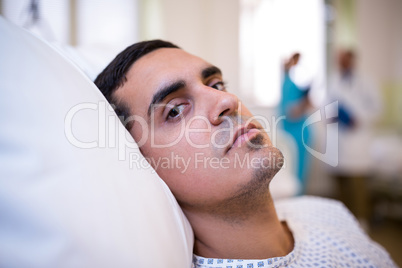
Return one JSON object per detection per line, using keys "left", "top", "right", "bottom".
{"left": 193, "top": 196, "right": 397, "bottom": 268}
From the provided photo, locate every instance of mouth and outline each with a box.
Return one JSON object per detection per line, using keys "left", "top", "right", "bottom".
{"left": 225, "top": 123, "right": 260, "bottom": 153}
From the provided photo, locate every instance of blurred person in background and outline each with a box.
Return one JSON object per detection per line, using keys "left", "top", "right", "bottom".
{"left": 279, "top": 53, "right": 313, "bottom": 194}
{"left": 327, "top": 49, "right": 384, "bottom": 228}
{"left": 328, "top": 49, "right": 382, "bottom": 132}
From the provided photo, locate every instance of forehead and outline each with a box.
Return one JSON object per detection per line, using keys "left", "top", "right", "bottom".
{"left": 116, "top": 48, "right": 212, "bottom": 117}
{"left": 131, "top": 47, "right": 208, "bottom": 75}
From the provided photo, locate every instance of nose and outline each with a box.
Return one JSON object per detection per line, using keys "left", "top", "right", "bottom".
{"left": 206, "top": 89, "right": 239, "bottom": 126}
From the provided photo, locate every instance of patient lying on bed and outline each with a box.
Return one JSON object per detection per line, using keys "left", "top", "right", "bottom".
{"left": 94, "top": 40, "right": 397, "bottom": 268}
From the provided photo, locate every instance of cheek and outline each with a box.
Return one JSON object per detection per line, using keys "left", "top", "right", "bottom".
{"left": 186, "top": 131, "right": 212, "bottom": 148}
{"left": 156, "top": 161, "right": 226, "bottom": 205}
{"left": 185, "top": 118, "right": 212, "bottom": 148}
{"left": 130, "top": 121, "right": 150, "bottom": 148}
{"left": 151, "top": 123, "right": 190, "bottom": 148}
{"left": 133, "top": 125, "right": 185, "bottom": 153}
{"left": 240, "top": 104, "right": 253, "bottom": 117}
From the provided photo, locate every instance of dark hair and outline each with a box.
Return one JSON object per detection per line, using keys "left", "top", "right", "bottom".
{"left": 94, "top": 39, "right": 180, "bottom": 130}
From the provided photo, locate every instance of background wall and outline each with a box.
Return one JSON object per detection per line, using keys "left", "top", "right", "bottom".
{"left": 356, "top": 0, "right": 402, "bottom": 131}
{"left": 139, "top": 0, "right": 241, "bottom": 102}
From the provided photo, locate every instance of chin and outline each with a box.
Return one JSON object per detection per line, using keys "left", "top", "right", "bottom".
{"left": 252, "top": 144, "right": 284, "bottom": 184}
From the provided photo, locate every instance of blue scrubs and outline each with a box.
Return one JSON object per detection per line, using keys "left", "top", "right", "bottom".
{"left": 279, "top": 72, "right": 311, "bottom": 193}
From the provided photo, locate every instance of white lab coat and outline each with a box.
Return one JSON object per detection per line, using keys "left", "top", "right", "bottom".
{"left": 328, "top": 72, "right": 382, "bottom": 129}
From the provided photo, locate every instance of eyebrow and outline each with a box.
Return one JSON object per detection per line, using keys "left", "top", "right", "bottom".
{"left": 146, "top": 65, "right": 223, "bottom": 117}
{"left": 147, "top": 80, "right": 186, "bottom": 117}
{"left": 202, "top": 65, "right": 222, "bottom": 80}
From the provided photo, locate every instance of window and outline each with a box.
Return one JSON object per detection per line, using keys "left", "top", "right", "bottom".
{"left": 239, "top": 0, "right": 326, "bottom": 107}
{"left": 2, "top": 0, "right": 139, "bottom": 78}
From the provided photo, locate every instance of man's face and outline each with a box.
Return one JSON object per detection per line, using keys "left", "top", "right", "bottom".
{"left": 115, "top": 48, "right": 283, "bottom": 209}
{"left": 339, "top": 51, "right": 355, "bottom": 73}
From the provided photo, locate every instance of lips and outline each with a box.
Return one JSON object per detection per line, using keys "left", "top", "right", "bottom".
{"left": 226, "top": 123, "right": 260, "bottom": 152}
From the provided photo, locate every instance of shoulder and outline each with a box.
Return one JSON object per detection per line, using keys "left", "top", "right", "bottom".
{"left": 274, "top": 196, "right": 398, "bottom": 267}
{"left": 274, "top": 195, "right": 350, "bottom": 215}
{"left": 274, "top": 196, "right": 360, "bottom": 231}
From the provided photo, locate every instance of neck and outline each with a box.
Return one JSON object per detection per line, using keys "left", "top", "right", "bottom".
{"left": 182, "top": 190, "right": 294, "bottom": 260}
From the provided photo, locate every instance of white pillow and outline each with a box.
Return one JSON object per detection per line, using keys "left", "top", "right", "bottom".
{"left": 0, "top": 16, "right": 193, "bottom": 268}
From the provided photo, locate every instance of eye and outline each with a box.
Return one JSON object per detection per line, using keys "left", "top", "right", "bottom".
{"left": 166, "top": 104, "right": 186, "bottom": 120}
{"left": 211, "top": 81, "right": 226, "bottom": 91}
